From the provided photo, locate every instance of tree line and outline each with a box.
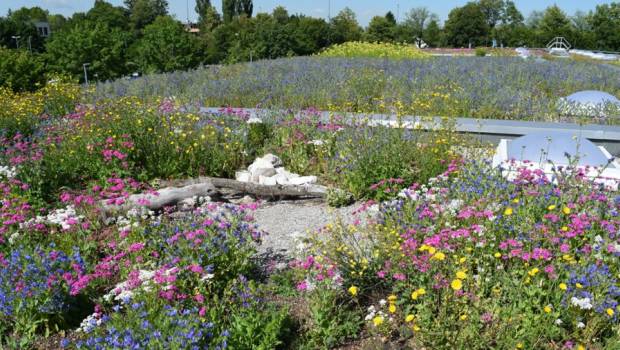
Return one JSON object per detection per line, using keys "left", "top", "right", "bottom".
{"left": 1, "top": 0, "right": 619, "bottom": 91}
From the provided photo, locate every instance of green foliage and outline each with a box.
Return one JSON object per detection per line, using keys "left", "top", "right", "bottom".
{"left": 366, "top": 15, "right": 396, "bottom": 43}
{"left": 590, "top": 3, "right": 620, "bottom": 51}
{"left": 326, "top": 188, "right": 355, "bottom": 208}
{"left": 329, "top": 7, "right": 363, "bottom": 44}
{"left": 0, "top": 47, "right": 46, "bottom": 92}
{"left": 475, "top": 47, "right": 488, "bottom": 56}
{"left": 124, "top": 0, "right": 168, "bottom": 30}
{"left": 301, "top": 288, "right": 362, "bottom": 349}
{"left": 444, "top": 2, "right": 490, "bottom": 47}
{"left": 134, "top": 16, "right": 202, "bottom": 73}
{"left": 45, "top": 21, "right": 128, "bottom": 82}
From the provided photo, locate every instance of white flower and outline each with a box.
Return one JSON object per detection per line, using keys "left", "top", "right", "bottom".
{"left": 247, "top": 117, "right": 263, "bottom": 124}
{"left": 577, "top": 322, "right": 585, "bottom": 328}
{"left": 307, "top": 139, "right": 324, "bottom": 146}
{"left": 379, "top": 299, "right": 387, "bottom": 306}
{"left": 555, "top": 319, "right": 563, "bottom": 325}
{"left": 570, "top": 297, "right": 593, "bottom": 310}
{"left": 0, "top": 165, "right": 17, "bottom": 178}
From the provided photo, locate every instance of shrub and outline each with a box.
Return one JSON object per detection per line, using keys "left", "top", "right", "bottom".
{"left": 475, "top": 47, "right": 487, "bottom": 57}
{"left": 0, "top": 47, "right": 46, "bottom": 92}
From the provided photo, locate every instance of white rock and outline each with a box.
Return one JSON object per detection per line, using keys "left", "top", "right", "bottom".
{"left": 248, "top": 159, "right": 275, "bottom": 173}
{"left": 235, "top": 170, "right": 251, "bottom": 182}
{"left": 290, "top": 176, "right": 318, "bottom": 185}
{"left": 276, "top": 167, "right": 299, "bottom": 178}
{"left": 251, "top": 167, "right": 277, "bottom": 182}
{"left": 274, "top": 174, "right": 290, "bottom": 185}
{"left": 259, "top": 175, "right": 277, "bottom": 186}
{"left": 261, "top": 154, "right": 282, "bottom": 167}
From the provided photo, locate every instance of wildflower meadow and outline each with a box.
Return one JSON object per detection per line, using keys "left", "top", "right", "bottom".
{"left": 0, "top": 46, "right": 619, "bottom": 350}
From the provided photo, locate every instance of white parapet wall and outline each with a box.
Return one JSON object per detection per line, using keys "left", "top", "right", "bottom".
{"left": 493, "top": 139, "right": 620, "bottom": 190}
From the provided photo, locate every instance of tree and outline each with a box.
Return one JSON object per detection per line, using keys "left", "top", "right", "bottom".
{"left": 401, "top": 7, "right": 438, "bottom": 43}
{"left": 0, "top": 14, "right": 44, "bottom": 52}
{"left": 133, "top": 16, "right": 202, "bottom": 73}
{"left": 223, "top": 0, "right": 236, "bottom": 23}
{"left": 0, "top": 47, "right": 46, "bottom": 92}
{"left": 423, "top": 19, "right": 441, "bottom": 47}
{"left": 198, "top": 5, "right": 221, "bottom": 32}
{"left": 385, "top": 11, "right": 396, "bottom": 25}
{"left": 366, "top": 15, "right": 396, "bottom": 42}
{"left": 124, "top": 0, "right": 168, "bottom": 30}
{"left": 45, "top": 21, "right": 128, "bottom": 81}
{"left": 195, "top": 0, "right": 211, "bottom": 22}
{"left": 539, "top": 5, "right": 573, "bottom": 44}
{"left": 590, "top": 3, "right": 620, "bottom": 51}
{"left": 479, "top": 0, "right": 505, "bottom": 29}
{"left": 329, "top": 7, "right": 362, "bottom": 44}
{"left": 291, "top": 16, "right": 330, "bottom": 55}
{"left": 236, "top": 0, "right": 253, "bottom": 18}
{"left": 444, "top": 2, "right": 489, "bottom": 47}
{"left": 87, "top": 0, "right": 129, "bottom": 30}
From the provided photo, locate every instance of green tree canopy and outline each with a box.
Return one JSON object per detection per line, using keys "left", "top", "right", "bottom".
{"left": 134, "top": 16, "right": 202, "bottom": 73}
{"left": 45, "top": 21, "right": 128, "bottom": 81}
{"left": 444, "top": 2, "right": 489, "bottom": 47}
{"left": 0, "top": 46, "right": 46, "bottom": 92}
{"left": 329, "top": 7, "right": 363, "bottom": 44}
{"left": 124, "top": 0, "right": 168, "bottom": 30}
{"left": 589, "top": 3, "right": 620, "bottom": 51}
{"left": 366, "top": 15, "right": 396, "bottom": 42}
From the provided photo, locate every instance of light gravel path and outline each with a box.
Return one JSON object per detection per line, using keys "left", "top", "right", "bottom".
{"left": 252, "top": 200, "right": 363, "bottom": 256}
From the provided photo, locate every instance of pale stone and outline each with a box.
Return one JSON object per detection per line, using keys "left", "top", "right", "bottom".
{"left": 251, "top": 167, "right": 277, "bottom": 182}
{"left": 274, "top": 174, "right": 290, "bottom": 185}
{"left": 248, "top": 159, "right": 275, "bottom": 173}
{"left": 290, "top": 176, "right": 317, "bottom": 185}
{"left": 260, "top": 154, "right": 283, "bottom": 167}
{"left": 259, "top": 175, "right": 277, "bottom": 186}
{"left": 235, "top": 171, "right": 251, "bottom": 182}
{"left": 276, "top": 167, "right": 299, "bottom": 178}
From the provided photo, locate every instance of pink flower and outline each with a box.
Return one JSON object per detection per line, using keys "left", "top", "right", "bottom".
{"left": 296, "top": 281, "right": 308, "bottom": 291}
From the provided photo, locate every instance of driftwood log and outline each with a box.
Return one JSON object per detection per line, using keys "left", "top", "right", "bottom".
{"left": 99, "top": 177, "right": 327, "bottom": 215}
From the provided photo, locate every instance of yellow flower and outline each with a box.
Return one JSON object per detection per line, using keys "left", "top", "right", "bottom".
{"left": 494, "top": 252, "right": 502, "bottom": 258}
{"left": 405, "top": 314, "right": 415, "bottom": 323}
{"left": 372, "top": 315, "right": 384, "bottom": 327}
{"left": 456, "top": 271, "right": 467, "bottom": 280}
{"left": 504, "top": 207, "right": 513, "bottom": 216}
{"left": 411, "top": 288, "right": 426, "bottom": 300}
{"left": 563, "top": 206, "right": 571, "bottom": 215}
{"left": 432, "top": 252, "right": 446, "bottom": 261}
{"left": 559, "top": 283, "right": 567, "bottom": 291}
{"left": 451, "top": 279, "right": 463, "bottom": 290}
{"left": 561, "top": 226, "right": 569, "bottom": 232}
{"left": 459, "top": 314, "right": 468, "bottom": 321}
{"left": 389, "top": 304, "right": 396, "bottom": 313}
{"left": 516, "top": 343, "right": 524, "bottom": 349}
{"left": 388, "top": 294, "right": 397, "bottom": 302}
{"left": 528, "top": 268, "right": 540, "bottom": 276}
{"left": 544, "top": 305, "right": 552, "bottom": 313}
{"left": 576, "top": 345, "right": 585, "bottom": 350}
{"left": 607, "top": 308, "right": 615, "bottom": 317}
{"left": 348, "top": 286, "right": 358, "bottom": 296}
{"left": 512, "top": 198, "right": 519, "bottom": 203}
{"left": 576, "top": 283, "right": 583, "bottom": 289}
{"left": 547, "top": 204, "right": 556, "bottom": 211}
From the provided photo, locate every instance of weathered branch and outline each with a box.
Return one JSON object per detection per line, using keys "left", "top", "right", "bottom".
{"left": 99, "top": 177, "right": 327, "bottom": 215}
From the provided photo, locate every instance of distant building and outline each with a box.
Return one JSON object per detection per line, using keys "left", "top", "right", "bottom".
{"left": 34, "top": 21, "right": 51, "bottom": 38}
{"left": 184, "top": 22, "right": 200, "bottom": 34}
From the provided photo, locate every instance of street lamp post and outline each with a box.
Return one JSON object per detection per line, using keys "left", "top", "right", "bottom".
{"left": 83, "top": 63, "right": 90, "bottom": 85}
{"left": 11, "top": 35, "right": 20, "bottom": 49}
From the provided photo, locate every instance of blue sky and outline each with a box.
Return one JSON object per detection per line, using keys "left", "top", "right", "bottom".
{"left": 1, "top": 0, "right": 613, "bottom": 25}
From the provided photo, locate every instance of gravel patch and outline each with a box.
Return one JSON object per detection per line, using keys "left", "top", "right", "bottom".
{"left": 253, "top": 200, "right": 364, "bottom": 256}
